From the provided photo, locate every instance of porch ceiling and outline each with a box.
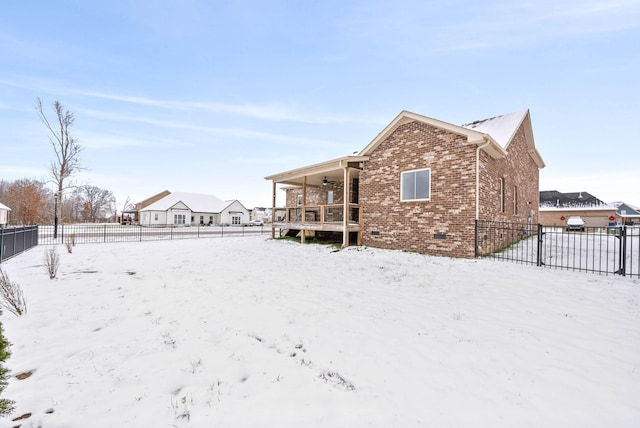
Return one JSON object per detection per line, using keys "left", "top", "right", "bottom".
{"left": 264, "top": 155, "right": 369, "bottom": 187}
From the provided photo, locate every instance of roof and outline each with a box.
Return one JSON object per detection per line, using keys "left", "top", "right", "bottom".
{"left": 461, "top": 109, "right": 528, "bottom": 148}
{"left": 0, "top": 203, "right": 10, "bottom": 211}
{"left": 264, "top": 155, "right": 369, "bottom": 187}
{"left": 140, "top": 192, "right": 232, "bottom": 213}
{"left": 358, "top": 109, "right": 545, "bottom": 168}
{"left": 265, "top": 109, "right": 545, "bottom": 184}
{"left": 613, "top": 202, "right": 640, "bottom": 216}
{"left": 540, "top": 190, "right": 608, "bottom": 208}
{"left": 135, "top": 190, "right": 171, "bottom": 210}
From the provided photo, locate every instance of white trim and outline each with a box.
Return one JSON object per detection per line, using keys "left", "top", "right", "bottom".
{"left": 400, "top": 167, "right": 431, "bottom": 202}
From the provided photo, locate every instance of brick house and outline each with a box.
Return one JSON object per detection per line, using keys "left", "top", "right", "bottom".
{"left": 265, "top": 109, "right": 545, "bottom": 258}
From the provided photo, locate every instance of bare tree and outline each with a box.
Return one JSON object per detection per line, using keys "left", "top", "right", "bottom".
{"left": 36, "top": 98, "right": 84, "bottom": 205}
{"left": 73, "top": 185, "right": 115, "bottom": 222}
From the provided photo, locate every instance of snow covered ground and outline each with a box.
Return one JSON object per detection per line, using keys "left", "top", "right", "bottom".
{"left": 1, "top": 237, "right": 639, "bottom": 428}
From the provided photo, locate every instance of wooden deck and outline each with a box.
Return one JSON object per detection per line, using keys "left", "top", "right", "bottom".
{"left": 272, "top": 221, "right": 361, "bottom": 233}
{"left": 270, "top": 203, "right": 363, "bottom": 245}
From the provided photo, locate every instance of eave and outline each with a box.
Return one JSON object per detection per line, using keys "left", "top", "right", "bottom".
{"left": 264, "top": 155, "right": 369, "bottom": 187}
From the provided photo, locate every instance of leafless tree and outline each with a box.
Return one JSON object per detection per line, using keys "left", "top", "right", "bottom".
{"left": 36, "top": 98, "right": 84, "bottom": 216}
{"left": 72, "top": 185, "right": 115, "bottom": 222}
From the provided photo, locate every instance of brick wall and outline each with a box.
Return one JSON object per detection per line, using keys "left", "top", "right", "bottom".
{"left": 478, "top": 125, "right": 540, "bottom": 225}
{"left": 360, "top": 120, "right": 540, "bottom": 258}
{"left": 360, "top": 121, "right": 478, "bottom": 257}
{"left": 285, "top": 182, "right": 345, "bottom": 207}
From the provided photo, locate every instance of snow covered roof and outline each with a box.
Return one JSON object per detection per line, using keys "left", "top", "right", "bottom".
{"left": 461, "top": 109, "right": 528, "bottom": 149}
{"left": 357, "top": 109, "right": 544, "bottom": 168}
{"left": 140, "top": 192, "right": 231, "bottom": 213}
{"left": 0, "top": 202, "right": 11, "bottom": 211}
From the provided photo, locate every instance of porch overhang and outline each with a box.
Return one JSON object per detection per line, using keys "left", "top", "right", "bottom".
{"left": 264, "top": 155, "right": 369, "bottom": 186}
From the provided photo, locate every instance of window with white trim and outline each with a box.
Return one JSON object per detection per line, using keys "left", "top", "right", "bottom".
{"left": 174, "top": 214, "right": 185, "bottom": 225}
{"left": 231, "top": 215, "right": 241, "bottom": 225}
{"left": 401, "top": 168, "right": 431, "bottom": 201}
{"left": 297, "top": 195, "right": 303, "bottom": 206}
{"left": 513, "top": 186, "right": 518, "bottom": 215}
{"left": 327, "top": 190, "right": 334, "bottom": 205}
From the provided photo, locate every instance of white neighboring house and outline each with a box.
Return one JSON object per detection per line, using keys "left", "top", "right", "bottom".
{"left": 138, "top": 192, "right": 250, "bottom": 226}
{"left": 0, "top": 202, "right": 10, "bottom": 227}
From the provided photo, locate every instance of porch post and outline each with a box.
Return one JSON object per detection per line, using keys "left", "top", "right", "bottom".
{"left": 343, "top": 167, "right": 350, "bottom": 248}
{"left": 301, "top": 176, "right": 307, "bottom": 244}
{"left": 271, "top": 181, "right": 276, "bottom": 239}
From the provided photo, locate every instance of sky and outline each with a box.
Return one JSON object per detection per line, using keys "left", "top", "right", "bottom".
{"left": 1, "top": 0, "right": 639, "bottom": 210}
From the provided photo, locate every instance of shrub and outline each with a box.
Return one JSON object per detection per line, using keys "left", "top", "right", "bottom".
{"left": 45, "top": 248, "right": 60, "bottom": 279}
{"left": 0, "top": 269, "right": 26, "bottom": 316}
{"left": 0, "top": 317, "right": 14, "bottom": 415}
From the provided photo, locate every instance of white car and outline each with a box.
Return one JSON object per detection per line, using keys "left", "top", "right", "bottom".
{"left": 566, "top": 216, "right": 585, "bottom": 232}
{"left": 247, "top": 219, "right": 264, "bottom": 227}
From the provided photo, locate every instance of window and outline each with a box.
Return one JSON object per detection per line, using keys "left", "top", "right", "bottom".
{"left": 297, "top": 195, "right": 303, "bottom": 206}
{"left": 401, "top": 168, "right": 431, "bottom": 201}
{"left": 327, "top": 190, "right": 334, "bottom": 205}
{"left": 231, "top": 215, "right": 241, "bottom": 225}
{"left": 200, "top": 215, "right": 204, "bottom": 225}
{"left": 154, "top": 213, "right": 158, "bottom": 221}
{"left": 174, "top": 214, "right": 185, "bottom": 225}
{"left": 513, "top": 186, "right": 518, "bottom": 215}
{"left": 498, "top": 178, "right": 505, "bottom": 213}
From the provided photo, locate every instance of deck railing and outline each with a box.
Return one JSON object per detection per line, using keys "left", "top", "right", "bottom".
{"left": 283, "top": 204, "right": 361, "bottom": 226}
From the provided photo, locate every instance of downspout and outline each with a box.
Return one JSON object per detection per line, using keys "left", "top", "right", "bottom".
{"left": 475, "top": 138, "right": 490, "bottom": 220}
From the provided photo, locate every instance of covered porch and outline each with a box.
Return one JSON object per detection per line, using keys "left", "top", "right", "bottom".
{"left": 265, "top": 155, "right": 368, "bottom": 247}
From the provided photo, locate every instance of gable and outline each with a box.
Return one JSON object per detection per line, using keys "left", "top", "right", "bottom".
{"left": 463, "top": 110, "right": 544, "bottom": 168}
{"left": 140, "top": 192, "right": 228, "bottom": 213}
{"left": 359, "top": 110, "right": 544, "bottom": 169}
{"left": 359, "top": 110, "right": 502, "bottom": 158}
{"left": 169, "top": 201, "right": 190, "bottom": 210}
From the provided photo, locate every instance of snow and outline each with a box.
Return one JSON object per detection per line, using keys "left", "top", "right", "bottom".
{"left": 141, "top": 191, "right": 234, "bottom": 213}
{"left": 1, "top": 237, "right": 639, "bottom": 428}
{"left": 462, "top": 109, "right": 528, "bottom": 148}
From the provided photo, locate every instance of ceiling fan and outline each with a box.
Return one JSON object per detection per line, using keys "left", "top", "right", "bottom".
{"left": 322, "top": 176, "right": 336, "bottom": 186}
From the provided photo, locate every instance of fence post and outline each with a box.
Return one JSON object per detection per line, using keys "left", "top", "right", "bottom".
{"left": 536, "top": 224, "right": 543, "bottom": 266}
{"left": 617, "top": 226, "right": 627, "bottom": 276}
{"left": 0, "top": 227, "right": 4, "bottom": 263}
{"left": 474, "top": 219, "right": 478, "bottom": 258}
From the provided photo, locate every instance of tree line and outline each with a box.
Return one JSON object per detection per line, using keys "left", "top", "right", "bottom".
{"left": 0, "top": 180, "right": 117, "bottom": 225}
{"left": 1, "top": 98, "right": 126, "bottom": 226}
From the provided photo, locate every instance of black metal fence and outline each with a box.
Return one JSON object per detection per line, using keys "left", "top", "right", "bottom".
{"left": 0, "top": 225, "right": 39, "bottom": 263}
{"left": 476, "top": 220, "right": 640, "bottom": 277}
{"left": 38, "top": 223, "right": 269, "bottom": 245}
